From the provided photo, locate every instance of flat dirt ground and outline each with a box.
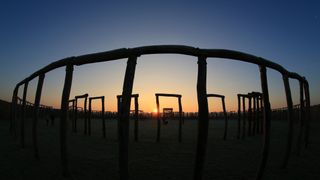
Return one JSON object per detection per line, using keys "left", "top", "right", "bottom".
{"left": 1, "top": 117, "right": 320, "bottom": 180}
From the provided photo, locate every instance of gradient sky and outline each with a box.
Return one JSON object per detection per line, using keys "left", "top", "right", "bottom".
{"left": 0, "top": 0, "right": 319, "bottom": 112}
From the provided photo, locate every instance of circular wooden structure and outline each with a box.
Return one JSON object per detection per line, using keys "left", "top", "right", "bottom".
{"left": 10, "top": 45, "right": 310, "bottom": 180}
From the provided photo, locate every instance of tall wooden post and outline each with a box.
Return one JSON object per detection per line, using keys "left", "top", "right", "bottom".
{"left": 84, "top": 97, "right": 88, "bottom": 135}
{"left": 156, "top": 95, "right": 160, "bottom": 142}
{"left": 252, "top": 95, "right": 257, "bottom": 136}
{"left": 237, "top": 94, "right": 241, "bottom": 139}
{"left": 88, "top": 99, "right": 92, "bottom": 136}
{"left": 178, "top": 96, "right": 183, "bottom": 142}
{"left": 60, "top": 64, "right": 73, "bottom": 177}
{"left": 222, "top": 97, "right": 228, "bottom": 140}
{"left": 74, "top": 99, "right": 78, "bottom": 133}
{"left": 255, "top": 65, "right": 271, "bottom": 180}
{"left": 119, "top": 56, "right": 137, "bottom": 180}
{"left": 296, "top": 80, "right": 305, "bottom": 156}
{"left": 134, "top": 96, "right": 139, "bottom": 142}
{"left": 10, "top": 85, "right": 19, "bottom": 137}
{"left": 242, "top": 96, "right": 246, "bottom": 139}
{"left": 32, "top": 74, "right": 45, "bottom": 159}
{"left": 102, "top": 97, "right": 106, "bottom": 138}
{"left": 303, "top": 79, "right": 310, "bottom": 148}
{"left": 193, "top": 56, "right": 209, "bottom": 180}
{"left": 21, "top": 81, "right": 29, "bottom": 148}
{"left": 248, "top": 96, "right": 252, "bottom": 136}
{"left": 281, "top": 74, "right": 294, "bottom": 169}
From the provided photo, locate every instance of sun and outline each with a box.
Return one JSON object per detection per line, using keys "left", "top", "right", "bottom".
{"left": 153, "top": 108, "right": 158, "bottom": 113}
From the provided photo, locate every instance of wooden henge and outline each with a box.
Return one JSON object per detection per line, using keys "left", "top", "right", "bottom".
{"left": 9, "top": 45, "right": 311, "bottom": 180}
{"left": 155, "top": 93, "right": 183, "bottom": 142}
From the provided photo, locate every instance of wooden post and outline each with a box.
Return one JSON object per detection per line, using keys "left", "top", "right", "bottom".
{"left": 303, "top": 79, "right": 310, "bottom": 148}
{"left": 74, "top": 99, "right": 78, "bottom": 133}
{"left": 193, "top": 56, "right": 209, "bottom": 180}
{"left": 256, "top": 95, "right": 261, "bottom": 134}
{"left": 134, "top": 96, "right": 139, "bottom": 142}
{"left": 237, "top": 94, "right": 241, "bottom": 139}
{"left": 178, "top": 96, "right": 183, "bottom": 143}
{"left": 255, "top": 65, "right": 271, "bottom": 180}
{"left": 102, "top": 97, "right": 106, "bottom": 138}
{"left": 21, "top": 81, "right": 29, "bottom": 148}
{"left": 156, "top": 95, "right": 160, "bottom": 142}
{"left": 32, "top": 74, "right": 45, "bottom": 159}
{"left": 88, "top": 99, "right": 92, "bottom": 136}
{"left": 242, "top": 96, "right": 246, "bottom": 139}
{"left": 60, "top": 64, "right": 73, "bottom": 177}
{"left": 84, "top": 96, "right": 88, "bottom": 135}
{"left": 10, "top": 85, "right": 19, "bottom": 137}
{"left": 296, "top": 80, "right": 304, "bottom": 156}
{"left": 281, "top": 74, "right": 294, "bottom": 169}
{"left": 248, "top": 95, "right": 252, "bottom": 136}
{"left": 119, "top": 56, "right": 137, "bottom": 180}
{"left": 222, "top": 97, "right": 228, "bottom": 140}
{"left": 252, "top": 94, "right": 257, "bottom": 136}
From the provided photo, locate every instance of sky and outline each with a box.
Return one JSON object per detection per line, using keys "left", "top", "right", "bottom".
{"left": 0, "top": 0, "right": 319, "bottom": 113}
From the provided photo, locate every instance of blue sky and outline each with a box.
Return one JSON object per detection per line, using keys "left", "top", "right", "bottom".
{"left": 0, "top": 0, "right": 319, "bottom": 112}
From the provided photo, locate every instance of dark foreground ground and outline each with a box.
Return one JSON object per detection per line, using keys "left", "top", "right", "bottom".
{"left": 1, "top": 116, "right": 320, "bottom": 180}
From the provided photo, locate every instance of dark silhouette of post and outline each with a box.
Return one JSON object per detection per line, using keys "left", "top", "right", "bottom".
{"left": 248, "top": 95, "right": 252, "bottom": 136}
{"left": 118, "top": 56, "right": 137, "bottom": 180}
{"left": 303, "top": 79, "right": 310, "bottom": 148}
{"left": 60, "top": 64, "right": 73, "bottom": 177}
{"left": 10, "top": 85, "right": 19, "bottom": 138}
{"left": 237, "top": 94, "right": 241, "bottom": 139}
{"left": 281, "top": 74, "right": 294, "bottom": 169}
{"left": 296, "top": 80, "right": 305, "bottom": 156}
{"left": 88, "top": 96, "right": 106, "bottom": 137}
{"left": 155, "top": 93, "right": 183, "bottom": 142}
{"left": 255, "top": 65, "right": 271, "bottom": 180}
{"left": 117, "top": 94, "right": 139, "bottom": 141}
{"left": 32, "top": 74, "right": 45, "bottom": 159}
{"left": 68, "top": 99, "right": 76, "bottom": 132}
{"left": 207, "top": 94, "right": 228, "bottom": 140}
{"left": 75, "top": 93, "right": 89, "bottom": 134}
{"left": 21, "top": 82, "right": 29, "bottom": 148}
{"left": 194, "top": 56, "right": 209, "bottom": 180}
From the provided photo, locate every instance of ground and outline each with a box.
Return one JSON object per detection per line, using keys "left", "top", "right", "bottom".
{"left": 1, "top": 116, "right": 320, "bottom": 180}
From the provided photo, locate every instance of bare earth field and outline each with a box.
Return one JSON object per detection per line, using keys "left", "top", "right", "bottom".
{"left": 1, "top": 116, "right": 320, "bottom": 180}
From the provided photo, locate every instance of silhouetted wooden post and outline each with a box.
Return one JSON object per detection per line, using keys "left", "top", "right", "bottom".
{"left": 296, "top": 80, "right": 304, "bottom": 156}
{"left": 74, "top": 99, "right": 78, "bottom": 132}
{"left": 21, "top": 81, "right": 29, "bottom": 148}
{"left": 10, "top": 85, "right": 19, "bottom": 137}
{"left": 255, "top": 65, "right": 271, "bottom": 180}
{"left": 303, "top": 79, "right": 310, "bottom": 148}
{"left": 252, "top": 94, "right": 257, "bottom": 136}
{"left": 237, "top": 94, "right": 241, "bottom": 139}
{"left": 60, "top": 64, "right": 73, "bottom": 177}
{"left": 88, "top": 99, "right": 92, "bottom": 136}
{"left": 178, "top": 96, "right": 183, "bottom": 142}
{"left": 156, "top": 95, "right": 160, "bottom": 142}
{"left": 194, "top": 56, "right": 209, "bottom": 180}
{"left": 134, "top": 96, "right": 139, "bottom": 142}
{"left": 84, "top": 97, "right": 88, "bottom": 135}
{"left": 119, "top": 56, "right": 137, "bottom": 180}
{"left": 242, "top": 96, "right": 246, "bottom": 139}
{"left": 102, "top": 97, "right": 106, "bottom": 138}
{"left": 248, "top": 95, "right": 252, "bottom": 136}
{"left": 222, "top": 96, "right": 228, "bottom": 140}
{"left": 32, "top": 74, "right": 45, "bottom": 159}
{"left": 281, "top": 74, "right": 294, "bottom": 169}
